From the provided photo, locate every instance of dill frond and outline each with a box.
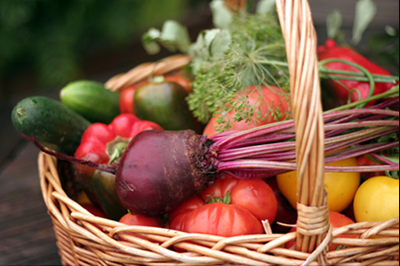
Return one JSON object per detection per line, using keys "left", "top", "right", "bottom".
{"left": 187, "top": 12, "right": 291, "bottom": 130}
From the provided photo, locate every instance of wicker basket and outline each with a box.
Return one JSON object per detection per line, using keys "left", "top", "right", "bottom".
{"left": 38, "top": 0, "right": 399, "bottom": 265}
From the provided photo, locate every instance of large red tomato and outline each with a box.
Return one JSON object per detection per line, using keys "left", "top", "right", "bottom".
{"left": 203, "top": 85, "right": 290, "bottom": 137}
{"left": 168, "top": 175, "right": 278, "bottom": 237}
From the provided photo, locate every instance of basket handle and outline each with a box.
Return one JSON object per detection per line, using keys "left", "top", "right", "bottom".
{"left": 275, "top": 0, "right": 331, "bottom": 262}
{"left": 105, "top": 54, "right": 191, "bottom": 92}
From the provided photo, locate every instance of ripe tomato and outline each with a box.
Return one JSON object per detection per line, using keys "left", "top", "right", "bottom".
{"left": 285, "top": 211, "right": 355, "bottom": 251}
{"left": 203, "top": 85, "right": 290, "bottom": 137}
{"left": 201, "top": 175, "right": 278, "bottom": 222}
{"left": 168, "top": 175, "right": 277, "bottom": 237}
{"left": 119, "top": 213, "right": 164, "bottom": 241}
{"left": 353, "top": 176, "right": 399, "bottom": 222}
{"left": 276, "top": 157, "right": 360, "bottom": 212}
{"left": 169, "top": 200, "right": 264, "bottom": 237}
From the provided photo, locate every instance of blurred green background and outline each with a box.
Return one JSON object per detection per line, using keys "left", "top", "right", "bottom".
{"left": 0, "top": 0, "right": 208, "bottom": 95}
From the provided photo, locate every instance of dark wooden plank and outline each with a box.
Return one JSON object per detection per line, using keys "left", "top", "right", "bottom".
{"left": 0, "top": 142, "right": 61, "bottom": 266}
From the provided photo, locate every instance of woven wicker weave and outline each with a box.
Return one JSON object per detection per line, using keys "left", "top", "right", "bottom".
{"left": 38, "top": 0, "right": 399, "bottom": 265}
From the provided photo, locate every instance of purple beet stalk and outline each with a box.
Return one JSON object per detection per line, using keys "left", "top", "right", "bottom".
{"left": 206, "top": 97, "right": 399, "bottom": 179}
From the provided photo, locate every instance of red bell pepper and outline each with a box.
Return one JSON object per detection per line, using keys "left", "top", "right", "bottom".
{"left": 74, "top": 113, "right": 163, "bottom": 220}
{"left": 318, "top": 39, "right": 397, "bottom": 106}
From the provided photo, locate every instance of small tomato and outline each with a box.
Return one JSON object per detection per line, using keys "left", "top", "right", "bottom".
{"left": 119, "top": 213, "right": 164, "bottom": 241}
{"left": 285, "top": 211, "right": 355, "bottom": 251}
{"left": 276, "top": 157, "right": 360, "bottom": 212}
{"left": 353, "top": 176, "right": 399, "bottom": 222}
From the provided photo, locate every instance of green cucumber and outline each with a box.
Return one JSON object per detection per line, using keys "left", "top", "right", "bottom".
{"left": 134, "top": 81, "right": 204, "bottom": 133}
{"left": 11, "top": 96, "right": 91, "bottom": 156}
{"left": 60, "top": 80, "right": 120, "bottom": 124}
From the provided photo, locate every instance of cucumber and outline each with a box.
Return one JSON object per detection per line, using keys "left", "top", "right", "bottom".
{"left": 11, "top": 96, "right": 91, "bottom": 156}
{"left": 134, "top": 81, "right": 204, "bottom": 133}
{"left": 60, "top": 80, "right": 120, "bottom": 124}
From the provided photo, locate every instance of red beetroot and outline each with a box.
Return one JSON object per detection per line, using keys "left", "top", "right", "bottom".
{"left": 116, "top": 130, "right": 214, "bottom": 216}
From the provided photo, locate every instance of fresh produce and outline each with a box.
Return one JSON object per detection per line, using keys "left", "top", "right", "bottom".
{"left": 144, "top": 7, "right": 398, "bottom": 131}
{"left": 60, "top": 80, "right": 120, "bottom": 124}
{"left": 197, "top": 174, "right": 278, "bottom": 222}
{"left": 23, "top": 93, "right": 399, "bottom": 217}
{"left": 167, "top": 177, "right": 267, "bottom": 237}
{"left": 285, "top": 211, "right": 356, "bottom": 251}
{"left": 81, "top": 203, "right": 107, "bottom": 218}
{"left": 266, "top": 176, "right": 298, "bottom": 234}
{"left": 164, "top": 73, "right": 192, "bottom": 93}
{"left": 119, "top": 73, "right": 192, "bottom": 115}
{"left": 119, "top": 212, "right": 164, "bottom": 241}
{"left": 74, "top": 113, "right": 163, "bottom": 220}
{"left": 318, "top": 39, "right": 398, "bottom": 107}
{"left": 11, "top": 96, "right": 91, "bottom": 156}
{"left": 115, "top": 130, "right": 209, "bottom": 216}
{"left": 134, "top": 80, "right": 204, "bottom": 133}
{"left": 276, "top": 157, "right": 360, "bottom": 213}
{"left": 203, "top": 85, "right": 291, "bottom": 136}
{"left": 356, "top": 154, "right": 386, "bottom": 179}
{"left": 119, "top": 82, "right": 144, "bottom": 114}
{"left": 353, "top": 176, "right": 399, "bottom": 222}
{"left": 186, "top": 13, "right": 290, "bottom": 129}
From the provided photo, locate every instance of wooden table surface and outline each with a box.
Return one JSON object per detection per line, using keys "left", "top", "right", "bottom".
{"left": 0, "top": 1, "right": 398, "bottom": 265}
{"left": 0, "top": 141, "right": 62, "bottom": 265}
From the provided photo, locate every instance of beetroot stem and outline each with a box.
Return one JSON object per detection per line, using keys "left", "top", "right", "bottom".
{"left": 23, "top": 133, "right": 117, "bottom": 175}
{"left": 217, "top": 126, "right": 396, "bottom": 161}
{"left": 211, "top": 97, "right": 399, "bottom": 176}
{"left": 218, "top": 160, "right": 398, "bottom": 173}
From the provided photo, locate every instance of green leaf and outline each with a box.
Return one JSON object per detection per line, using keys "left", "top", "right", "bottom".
{"left": 159, "top": 20, "right": 191, "bottom": 52}
{"left": 381, "top": 154, "right": 399, "bottom": 165}
{"left": 141, "top": 20, "right": 191, "bottom": 55}
{"left": 326, "top": 10, "right": 342, "bottom": 39}
{"left": 189, "top": 28, "right": 231, "bottom": 67}
{"left": 256, "top": 0, "right": 276, "bottom": 14}
{"left": 208, "top": 29, "right": 231, "bottom": 59}
{"left": 352, "top": 0, "right": 377, "bottom": 45}
{"left": 142, "top": 28, "right": 161, "bottom": 54}
{"left": 210, "top": 0, "right": 232, "bottom": 29}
